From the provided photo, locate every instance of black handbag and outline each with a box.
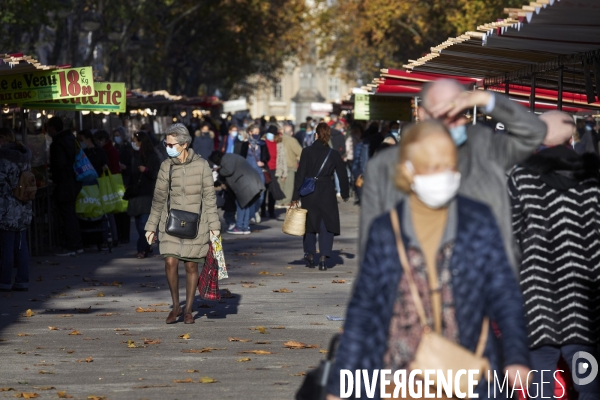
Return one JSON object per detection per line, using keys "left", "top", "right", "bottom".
{"left": 299, "top": 149, "right": 332, "bottom": 197}
{"left": 165, "top": 164, "right": 202, "bottom": 239}
{"left": 295, "top": 334, "right": 340, "bottom": 400}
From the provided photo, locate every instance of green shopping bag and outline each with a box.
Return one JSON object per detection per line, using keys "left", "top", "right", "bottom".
{"left": 97, "top": 171, "right": 120, "bottom": 214}
{"left": 109, "top": 172, "right": 128, "bottom": 213}
{"left": 76, "top": 184, "right": 104, "bottom": 219}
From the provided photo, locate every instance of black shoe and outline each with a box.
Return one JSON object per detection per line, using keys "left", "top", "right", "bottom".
{"left": 318, "top": 261, "right": 327, "bottom": 271}
{"left": 304, "top": 253, "right": 315, "bottom": 268}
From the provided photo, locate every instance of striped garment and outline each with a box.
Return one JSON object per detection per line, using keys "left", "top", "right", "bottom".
{"left": 508, "top": 146, "right": 600, "bottom": 348}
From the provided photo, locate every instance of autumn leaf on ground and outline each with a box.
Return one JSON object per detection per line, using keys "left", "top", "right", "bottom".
{"left": 67, "top": 350, "right": 75, "bottom": 354}
{"left": 181, "top": 347, "right": 225, "bottom": 353}
{"left": 271, "top": 326, "right": 286, "bottom": 329}
{"left": 310, "top": 322, "right": 325, "bottom": 325}
{"left": 37, "top": 370, "right": 54, "bottom": 374}
{"left": 258, "top": 271, "right": 270, "bottom": 275}
{"left": 68, "top": 330, "right": 81, "bottom": 336}
{"left": 111, "top": 281, "right": 122, "bottom": 286}
{"left": 283, "top": 341, "right": 319, "bottom": 349}
{"left": 255, "top": 341, "right": 271, "bottom": 344}
{"left": 76, "top": 356, "right": 93, "bottom": 363}
{"left": 228, "top": 337, "right": 251, "bottom": 342}
{"left": 127, "top": 340, "right": 137, "bottom": 348}
{"left": 87, "top": 397, "right": 106, "bottom": 400}
{"left": 0, "top": 388, "right": 15, "bottom": 391}
{"left": 97, "top": 292, "right": 105, "bottom": 297}
{"left": 136, "top": 307, "right": 159, "bottom": 313}
{"left": 290, "top": 372, "right": 306, "bottom": 376}
{"left": 285, "top": 266, "right": 293, "bottom": 269}
{"left": 113, "top": 328, "right": 128, "bottom": 332}
{"left": 24, "top": 309, "right": 34, "bottom": 317}
{"left": 149, "top": 303, "right": 168, "bottom": 306}
{"left": 17, "top": 333, "right": 29, "bottom": 337}
{"left": 240, "top": 350, "right": 272, "bottom": 355}
{"left": 332, "top": 280, "right": 346, "bottom": 284}
{"left": 236, "top": 358, "right": 251, "bottom": 362}
{"left": 97, "top": 313, "right": 114, "bottom": 317}
{"left": 241, "top": 284, "right": 256, "bottom": 288}
{"left": 48, "top": 326, "right": 59, "bottom": 331}
{"left": 173, "top": 378, "right": 193, "bottom": 383}
{"left": 271, "top": 273, "right": 284, "bottom": 276}
{"left": 187, "top": 370, "right": 200, "bottom": 373}
{"left": 143, "top": 339, "right": 161, "bottom": 345}
{"left": 199, "top": 377, "right": 217, "bottom": 383}
{"left": 319, "top": 349, "right": 329, "bottom": 354}
{"left": 273, "top": 288, "right": 292, "bottom": 293}
{"left": 133, "top": 384, "right": 171, "bottom": 389}
{"left": 76, "top": 307, "right": 91, "bottom": 313}
{"left": 57, "top": 391, "right": 73, "bottom": 398}
{"left": 13, "top": 393, "right": 39, "bottom": 399}
{"left": 179, "top": 333, "right": 191, "bottom": 340}
{"left": 58, "top": 314, "right": 73, "bottom": 318}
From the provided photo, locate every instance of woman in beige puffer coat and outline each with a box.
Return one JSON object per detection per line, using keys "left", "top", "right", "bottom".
{"left": 145, "top": 123, "right": 220, "bottom": 325}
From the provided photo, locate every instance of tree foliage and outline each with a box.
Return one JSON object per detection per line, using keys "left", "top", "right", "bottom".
{"left": 315, "top": 0, "right": 524, "bottom": 84}
{"left": 0, "top": 0, "right": 308, "bottom": 97}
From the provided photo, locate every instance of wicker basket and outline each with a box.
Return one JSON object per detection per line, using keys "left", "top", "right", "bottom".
{"left": 282, "top": 207, "right": 307, "bottom": 236}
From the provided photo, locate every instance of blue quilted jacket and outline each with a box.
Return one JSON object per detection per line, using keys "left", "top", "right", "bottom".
{"left": 328, "top": 196, "right": 530, "bottom": 399}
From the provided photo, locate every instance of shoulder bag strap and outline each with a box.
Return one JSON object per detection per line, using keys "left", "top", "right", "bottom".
{"left": 390, "top": 208, "right": 429, "bottom": 330}
{"left": 315, "top": 149, "right": 332, "bottom": 179}
{"left": 167, "top": 163, "right": 173, "bottom": 212}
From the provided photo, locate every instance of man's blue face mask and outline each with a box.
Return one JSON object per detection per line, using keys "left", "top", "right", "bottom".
{"left": 449, "top": 124, "right": 467, "bottom": 146}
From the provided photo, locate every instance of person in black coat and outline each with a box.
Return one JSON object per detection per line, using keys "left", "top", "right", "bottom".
{"left": 192, "top": 123, "right": 215, "bottom": 161}
{"left": 293, "top": 122, "right": 349, "bottom": 271}
{"left": 47, "top": 117, "right": 83, "bottom": 256}
{"left": 112, "top": 127, "right": 133, "bottom": 244}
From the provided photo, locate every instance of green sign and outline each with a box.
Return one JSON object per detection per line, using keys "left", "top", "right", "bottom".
{"left": 0, "top": 66, "right": 94, "bottom": 103}
{"left": 24, "top": 82, "right": 125, "bottom": 113}
{"left": 354, "top": 94, "right": 412, "bottom": 121}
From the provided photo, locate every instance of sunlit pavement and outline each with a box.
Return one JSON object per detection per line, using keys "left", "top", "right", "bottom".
{"left": 0, "top": 202, "right": 359, "bottom": 399}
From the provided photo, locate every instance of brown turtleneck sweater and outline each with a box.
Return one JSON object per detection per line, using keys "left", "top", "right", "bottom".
{"left": 409, "top": 194, "right": 449, "bottom": 334}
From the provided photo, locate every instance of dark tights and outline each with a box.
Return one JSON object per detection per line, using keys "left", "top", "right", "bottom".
{"left": 164, "top": 257, "right": 198, "bottom": 315}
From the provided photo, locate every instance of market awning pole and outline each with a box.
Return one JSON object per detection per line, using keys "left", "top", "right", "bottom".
{"left": 530, "top": 73, "right": 536, "bottom": 112}
{"left": 21, "top": 108, "right": 28, "bottom": 147}
{"left": 557, "top": 66, "right": 564, "bottom": 111}
{"left": 79, "top": 112, "right": 83, "bottom": 131}
{"left": 473, "top": 105, "right": 477, "bottom": 125}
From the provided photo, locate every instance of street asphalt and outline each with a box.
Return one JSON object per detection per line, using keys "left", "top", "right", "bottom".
{"left": 0, "top": 202, "right": 360, "bottom": 400}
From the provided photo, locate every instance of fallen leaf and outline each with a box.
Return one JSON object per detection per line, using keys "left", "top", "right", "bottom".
{"left": 14, "top": 393, "right": 39, "bottom": 399}
{"left": 76, "top": 307, "right": 91, "bottom": 313}
{"left": 319, "top": 350, "right": 329, "bottom": 354}
{"left": 240, "top": 350, "right": 272, "bottom": 355}
{"left": 199, "top": 377, "right": 217, "bottom": 384}
{"left": 32, "top": 387, "right": 55, "bottom": 390}
{"left": 97, "top": 292, "right": 105, "bottom": 297}
{"left": 285, "top": 266, "right": 293, "bottom": 269}
{"left": 37, "top": 370, "right": 54, "bottom": 374}
{"left": 87, "top": 397, "right": 106, "bottom": 400}
{"left": 310, "top": 322, "right": 325, "bottom": 326}
{"left": 68, "top": 330, "right": 81, "bottom": 336}
{"left": 181, "top": 347, "right": 225, "bottom": 353}
{"left": 0, "top": 388, "right": 15, "bottom": 391}
{"left": 271, "top": 326, "right": 286, "bottom": 329}
{"left": 241, "top": 284, "right": 256, "bottom": 288}
{"left": 258, "top": 271, "right": 270, "bottom": 275}
{"left": 136, "top": 307, "right": 159, "bottom": 313}
{"left": 308, "top": 286, "right": 317, "bottom": 288}
{"left": 58, "top": 314, "right": 73, "bottom": 318}
{"left": 67, "top": 350, "right": 75, "bottom": 354}
{"left": 48, "top": 326, "right": 59, "bottom": 331}
{"left": 273, "top": 288, "right": 292, "bottom": 293}
{"left": 228, "top": 337, "right": 251, "bottom": 342}
{"left": 240, "top": 281, "right": 254, "bottom": 284}
{"left": 179, "top": 333, "right": 191, "bottom": 340}
{"left": 97, "top": 313, "right": 113, "bottom": 317}
{"left": 187, "top": 370, "right": 200, "bottom": 373}
{"left": 57, "top": 391, "right": 73, "bottom": 398}
{"left": 143, "top": 339, "right": 161, "bottom": 345}
{"left": 254, "top": 341, "right": 271, "bottom": 344}
{"left": 111, "top": 281, "right": 122, "bottom": 286}
{"left": 17, "top": 333, "right": 29, "bottom": 337}
{"left": 332, "top": 280, "right": 346, "bottom": 284}
{"left": 173, "top": 378, "right": 193, "bottom": 383}
{"left": 236, "top": 358, "right": 251, "bottom": 362}
{"left": 133, "top": 384, "right": 171, "bottom": 389}
{"left": 77, "top": 356, "right": 93, "bottom": 363}
{"left": 290, "top": 372, "right": 306, "bottom": 376}
{"left": 127, "top": 340, "right": 137, "bottom": 348}
{"left": 113, "top": 328, "right": 128, "bottom": 331}
{"left": 271, "top": 273, "right": 284, "bottom": 276}
{"left": 149, "top": 303, "right": 168, "bottom": 306}
{"left": 283, "top": 340, "right": 319, "bottom": 349}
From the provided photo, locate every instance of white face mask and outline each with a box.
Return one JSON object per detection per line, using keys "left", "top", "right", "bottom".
{"left": 407, "top": 162, "right": 461, "bottom": 208}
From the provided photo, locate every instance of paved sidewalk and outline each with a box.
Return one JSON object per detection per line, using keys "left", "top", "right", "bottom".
{"left": 0, "top": 202, "right": 359, "bottom": 399}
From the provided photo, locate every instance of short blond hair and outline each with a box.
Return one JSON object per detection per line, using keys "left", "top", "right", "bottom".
{"left": 394, "top": 121, "right": 452, "bottom": 192}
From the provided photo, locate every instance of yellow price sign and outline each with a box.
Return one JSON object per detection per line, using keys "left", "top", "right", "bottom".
{"left": 23, "top": 82, "right": 126, "bottom": 113}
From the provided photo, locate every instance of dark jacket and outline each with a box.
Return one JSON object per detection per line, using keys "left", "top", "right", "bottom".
{"left": 508, "top": 146, "right": 600, "bottom": 347}
{"left": 219, "top": 154, "right": 265, "bottom": 208}
{"left": 293, "top": 141, "right": 349, "bottom": 235}
{"left": 359, "top": 93, "right": 548, "bottom": 272}
{"left": 115, "top": 142, "right": 133, "bottom": 182}
{"left": 330, "top": 128, "right": 346, "bottom": 157}
{"left": 294, "top": 129, "right": 306, "bottom": 147}
{"left": 328, "top": 197, "right": 529, "bottom": 399}
{"left": 0, "top": 143, "right": 33, "bottom": 231}
{"left": 192, "top": 133, "right": 215, "bottom": 161}
{"left": 127, "top": 148, "right": 160, "bottom": 216}
{"left": 102, "top": 141, "right": 121, "bottom": 174}
{"left": 84, "top": 145, "right": 108, "bottom": 178}
{"left": 50, "top": 130, "right": 81, "bottom": 202}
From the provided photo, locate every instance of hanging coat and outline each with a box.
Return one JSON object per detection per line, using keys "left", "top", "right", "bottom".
{"left": 293, "top": 141, "right": 349, "bottom": 235}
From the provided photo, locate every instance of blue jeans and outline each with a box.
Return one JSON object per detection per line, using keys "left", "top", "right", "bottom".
{"left": 334, "top": 172, "right": 340, "bottom": 195}
{"left": 0, "top": 230, "right": 29, "bottom": 290}
{"left": 236, "top": 200, "right": 251, "bottom": 230}
{"left": 530, "top": 344, "right": 600, "bottom": 400}
{"left": 134, "top": 214, "right": 151, "bottom": 253}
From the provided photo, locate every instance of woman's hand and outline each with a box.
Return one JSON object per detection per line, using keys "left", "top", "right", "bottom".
{"left": 102, "top": 165, "right": 109, "bottom": 172}
{"left": 210, "top": 230, "right": 220, "bottom": 238}
{"left": 326, "top": 395, "right": 341, "bottom": 400}
{"left": 291, "top": 200, "right": 300, "bottom": 208}
{"left": 257, "top": 161, "right": 264, "bottom": 167}
{"left": 145, "top": 231, "right": 156, "bottom": 245}
{"left": 139, "top": 165, "right": 147, "bottom": 173}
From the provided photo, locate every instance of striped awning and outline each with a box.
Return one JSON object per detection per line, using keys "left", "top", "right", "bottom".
{"left": 0, "top": 53, "right": 62, "bottom": 77}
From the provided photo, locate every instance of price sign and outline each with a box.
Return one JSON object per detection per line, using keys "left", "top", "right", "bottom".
{"left": 23, "top": 82, "right": 126, "bottom": 113}
{"left": 0, "top": 66, "right": 94, "bottom": 102}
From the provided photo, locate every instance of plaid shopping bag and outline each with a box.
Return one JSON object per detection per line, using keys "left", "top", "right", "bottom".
{"left": 197, "top": 243, "right": 221, "bottom": 301}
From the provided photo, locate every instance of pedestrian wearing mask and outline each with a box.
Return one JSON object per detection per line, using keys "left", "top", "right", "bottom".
{"left": 128, "top": 131, "right": 161, "bottom": 259}
{"left": 145, "top": 124, "right": 220, "bottom": 324}
{"left": 221, "top": 124, "right": 240, "bottom": 154}
{"left": 112, "top": 127, "right": 132, "bottom": 244}
{"left": 0, "top": 128, "right": 33, "bottom": 292}
{"left": 293, "top": 122, "right": 349, "bottom": 271}
{"left": 508, "top": 111, "right": 600, "bottom": 399}
{"left": 192, "top": 123, "right": 215, "bottom": 161}
{"left": 359, "top": 79, "right": 548, "bottom": 272}
{"left": 244, "top": 124, "right": 270, "bottom": 224}
{"left": 262, "top": 125, "right": 285, "bottom": 219}
{"left": 327, "top": 121, "right": 530, "bottom": 400}
{"left": 278, "top": 124, "right": 303, "bottom": 207}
